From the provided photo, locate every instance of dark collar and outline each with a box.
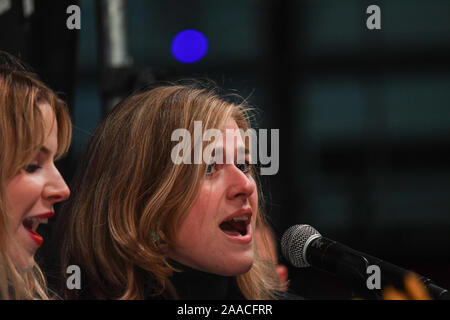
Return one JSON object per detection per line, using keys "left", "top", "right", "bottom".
{"left": 167, "top": 260, "right": 245, "bottom": 300}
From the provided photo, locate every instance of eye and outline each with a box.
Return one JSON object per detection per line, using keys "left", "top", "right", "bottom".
{"left": 24, "top": 164, "right": 41, "bottom": 173}
{"left": 206, "top": 162, "right": 216, "bottom": 175}
{"left": 236, "top": 162, "right": 251, "bottom": 174}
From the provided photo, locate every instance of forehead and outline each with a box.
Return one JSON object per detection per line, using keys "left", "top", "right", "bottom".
{"left": 38, "top": 102, "right": 58, "bottom": 149}
{"left": 207, "top": 119, "right": 246, "bottom": 158}
{"left": 38, "top": 102, "right": 54, "bottom": 122}
{"left": 223, "top": 118, "right": 239, "bottom": 131}
{"left": 222, "top": 119, "right": 245, "bottom": 146}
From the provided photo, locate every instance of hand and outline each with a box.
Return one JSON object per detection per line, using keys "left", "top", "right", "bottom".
{"left": 382, "top": 273, "right": 432, "bottom": 300}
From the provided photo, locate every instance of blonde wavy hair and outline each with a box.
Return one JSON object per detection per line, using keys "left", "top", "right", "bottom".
{"left": 0, "top": 66, "right": 72, "bottom": 299}
{"left": 59, "top": 82, "right": 284, "bottom": 299}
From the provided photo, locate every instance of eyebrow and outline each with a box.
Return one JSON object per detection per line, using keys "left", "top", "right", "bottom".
{"left": 40, "top": 146, "right": 52, "bottom": 156}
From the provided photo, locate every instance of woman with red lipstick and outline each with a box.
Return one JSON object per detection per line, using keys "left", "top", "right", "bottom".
{"left": 59, "top": 82, "right": 286, "bottom": 299}
{"left": 0, "top": 52, "right": 72, "bottom": 299}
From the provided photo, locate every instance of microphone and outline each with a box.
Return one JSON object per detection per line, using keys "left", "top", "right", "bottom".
{"left": 281, "top": 224, "right": 450, "bottom": 300}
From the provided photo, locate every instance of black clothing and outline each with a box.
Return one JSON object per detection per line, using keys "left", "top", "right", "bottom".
{"left": 147, "top": 261, "right": 304, "bottom": 300}
{"left": 156, "top": 261, "right": 246, "bottom": 300}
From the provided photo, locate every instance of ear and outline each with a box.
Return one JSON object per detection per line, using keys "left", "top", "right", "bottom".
{"left": 276, "top": 265, "right": 289, "bottom": 285}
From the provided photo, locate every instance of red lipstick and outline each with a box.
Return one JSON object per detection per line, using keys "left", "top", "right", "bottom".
{"left": 32, "top": 212, "right": 55, "bottom": 219}
{"left": 23, "top": 211, "right": 54, "bottom": 246}
{"left": 26, "top": 229, "right": 43, "bottom": 246}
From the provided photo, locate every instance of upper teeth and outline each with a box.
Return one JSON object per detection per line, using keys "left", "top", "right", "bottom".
{"left": 24, "top": 218, "right": 48, "bottom": 232}
{"left": 231, "top": 216, "right": 249, "bottom": 222}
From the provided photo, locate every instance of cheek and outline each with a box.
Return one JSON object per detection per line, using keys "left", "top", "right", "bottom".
{"left": 249, "top": 186, "right": 258, "bottom": 228}
{"left": 181, "top": 189, "right": 211, "bottom": 233}
{"left": 177, "top": 184, "right": 220, "bottom": 244}
{"left": 248, "top": 178, "right": 258, "bottom": 201}
{"left": 5, "top": 174, "right": 41, "bottom": 229}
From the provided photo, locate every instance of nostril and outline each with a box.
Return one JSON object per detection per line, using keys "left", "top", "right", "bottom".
{"left": 59, "top": 189, "right": 71, "bottom": 202}
{"left": 46, "top": 186, "right": 70, "bottom": 203}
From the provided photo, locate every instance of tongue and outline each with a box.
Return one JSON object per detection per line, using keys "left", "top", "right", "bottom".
{"left": 223, "top": 229, "right": 241, "bottom": 237}
{"left": 220, "top": 221, "right": 245, "bottom": 236}
{"left": 23, "top": 219, "right": 33, "bottom": 230}
{"left": 23, "top": 219, "right": 38, "bottom": 235}
{"left": 23, "top": 219, "right": 43, "bottom": 245}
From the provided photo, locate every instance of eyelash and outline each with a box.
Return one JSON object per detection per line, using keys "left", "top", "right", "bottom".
{"left": 24, "top": 164, "right": 41, "bottom": 173}
{"left": 206, "top": 162, "right": 252, "bottom": 175}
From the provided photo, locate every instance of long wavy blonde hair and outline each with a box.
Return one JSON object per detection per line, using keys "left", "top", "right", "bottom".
{"left": 0, "top": 67, "right": 72, "bottom": 299}
{"left": 59, "top": 82, "right": 283, "bottom": 299}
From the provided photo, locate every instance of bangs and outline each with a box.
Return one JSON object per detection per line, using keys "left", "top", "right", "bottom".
{"left": 35, "top": 86, "right": 72, "bottom": 161}
{"left": 0, "top": 70, "right": 72, "bottom": 175}
{"left": 52, "top": 98, "right": 72, "bottom": 160}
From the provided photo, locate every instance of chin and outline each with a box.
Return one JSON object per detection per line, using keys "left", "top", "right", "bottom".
{"left": 218, "top": 258, "right": 254, "bottom": 276}
{"left": 234, "top": 262, "right": 253, "bottom": 275}
{"left": 10, "top": 249, "right": 35, "bottom": 274}
{"left": 16, "top": 258, "right": 35, "bottom": 274}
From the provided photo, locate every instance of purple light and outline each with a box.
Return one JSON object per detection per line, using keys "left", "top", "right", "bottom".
{"left": 171, "top": 29, "right": 208, "bottom": 63}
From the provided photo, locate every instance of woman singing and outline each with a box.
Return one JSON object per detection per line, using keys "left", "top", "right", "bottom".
{"left": 59, "top": 82, "right": 284, "bottom": 299}
{"left": 0, "top": 52, "right": 72, "bottom": 299}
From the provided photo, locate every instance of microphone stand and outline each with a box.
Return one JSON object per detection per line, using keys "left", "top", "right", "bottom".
{"left": 308, "top": 237, "right": 450, "bottom": 300}
{"left": 96, "top": 0, "right": 133, "bottom": 117}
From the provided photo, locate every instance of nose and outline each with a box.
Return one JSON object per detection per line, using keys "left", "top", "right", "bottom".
{"left": 225, "top": 164, "right": 256, "bottom": 201}
{"left": 43, "top": 164, "right": 70, "bottom": 203}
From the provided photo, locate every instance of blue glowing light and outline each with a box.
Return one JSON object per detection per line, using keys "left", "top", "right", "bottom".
{"left": 171, "top": 29, "right": 208, "bottom": 63}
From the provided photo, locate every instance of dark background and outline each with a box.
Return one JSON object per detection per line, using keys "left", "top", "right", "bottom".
{"left": 1, "top": 0, "right": 450, "bottom": 299}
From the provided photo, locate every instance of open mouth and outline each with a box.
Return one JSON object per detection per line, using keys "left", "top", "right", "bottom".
{"left": 22, "top": 217, "right": 47, "bottom": 246}
{"left": 219, "top": 215, "right": 250, "bottom": 237}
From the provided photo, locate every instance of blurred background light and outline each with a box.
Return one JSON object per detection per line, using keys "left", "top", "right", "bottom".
{"left": 171, "top": 29, "right": 208, "bottom": 63}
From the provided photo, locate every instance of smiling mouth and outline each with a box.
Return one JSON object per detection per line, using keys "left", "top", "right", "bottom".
{"left": 22, "top": 217, "right": 48, "bottom": 246}
{"left": 219, "top": 215, "right": 250, "bottom": 237}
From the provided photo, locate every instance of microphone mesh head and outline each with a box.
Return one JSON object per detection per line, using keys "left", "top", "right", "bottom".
{"left": 281, "top": 224, "right": 321, "bottom": 268}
